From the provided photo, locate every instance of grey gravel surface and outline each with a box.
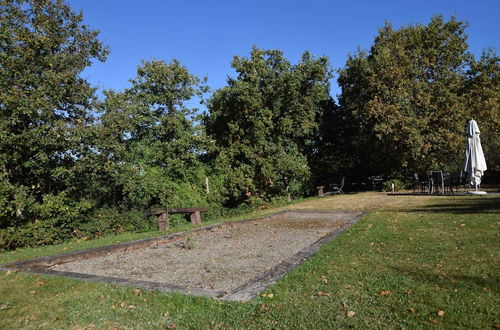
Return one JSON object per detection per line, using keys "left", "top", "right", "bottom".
{"left": 51, "top": 215, "right": 354, "bottom": 293}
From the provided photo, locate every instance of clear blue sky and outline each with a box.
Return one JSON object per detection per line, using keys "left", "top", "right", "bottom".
{"left": 68, "top": 0, "right": 499, "bottom": 100}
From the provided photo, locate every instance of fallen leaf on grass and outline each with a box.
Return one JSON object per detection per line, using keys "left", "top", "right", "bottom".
{"left": 261, "top": 304, "right": 267, "bottom": 311}
{"left": 133, "top": 288, "right": 142, "bottom": 295}
{"left": 30, "top": 290, "right": 36, "bottom": 295}
{"left": 437, "top": 310, "right": 445, "bottom": 317}
{"left": 5, "top": 270, "right": 18, "bottom": 276}
{"left": 35, "top": 280, "right": 47, "bottom": 287}
{"left": 1, "top": 304, "right": 10, "bottom": 310}
{"left": 460, "top": 223, "right": 465, "bottom": 227}
{"left": 167, "top": 324, "right": 176, "bottom": 329}
{"left": 409, "top": 308, "right": 417, "bottom": 313}
{"left": 128, "top": 305, "right": 136, "bottom": 309}
{"left": 380, "top": 290, "right": 392, "bottom": 295}
{"left": 120, "top": 302, "right": 126, "bottom": 308}
{"left": 316, "top": 291, "right": 331, "bottom": 297}
{"left": 346, "top": 311, "right": 356, "bottom": 317}
{"left": 406, "top": 290, "right": 414, "bottom": 294}
{"left": 261, "top": 293, "right": 274, "bottom": 298}
{"left": 483, "top": 287, "right": 488, "bottom": 292}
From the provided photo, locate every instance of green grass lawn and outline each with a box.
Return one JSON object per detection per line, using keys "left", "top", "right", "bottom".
{"left": 1, "top": 193, "right": 499, "bottom": 329}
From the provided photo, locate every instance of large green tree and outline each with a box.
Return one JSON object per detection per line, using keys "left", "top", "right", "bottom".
{"left": 94, "top": 59, "right": 211, "bottom": 209}
{"left": 463, "top": 49, "right": 500, "bottom": 172}
{"left": 337, "top": 15, "right": 499, "bottom": 179}
{"left": 0, "top": 0, "right": 107, "bottom": 227}
{"left": 206, "top": 48, "right": 332, "bottom": 205}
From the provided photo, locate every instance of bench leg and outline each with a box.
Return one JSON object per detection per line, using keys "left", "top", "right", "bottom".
{"left": 190, "top": 211, "right": 201, "bottom": 224}
{"left": 157, "top": 212, "right": 169, "bottom": 230}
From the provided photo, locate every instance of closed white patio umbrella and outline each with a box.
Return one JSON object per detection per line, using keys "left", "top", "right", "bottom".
{"left": 464, "top": 119, "right": 487, "bottom": 194}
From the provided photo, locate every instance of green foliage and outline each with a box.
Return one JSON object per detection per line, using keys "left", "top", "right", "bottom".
{"left": 381, "top": 179, "right": 407, "bottom": 192}
{"left": 463, "top": 49, "right": 500, "bottom": 169}
{"left": 336, "top": 15, "right": 499, "bottom": 179}
{"left": 0, "top": 192, "right": 92, "bottom": 249}
{"left": 95, "top": 59, "right": 211, "bottom": 210}
{"left": 0, "top": 0, "right": 107, "bottom": 228}
{"left": 206, "top": 47, "right": 333, "bottom": 205}
{"left": 0, "top": 205, "right": 151, "bottom": 250}
{"left": 76, "top": 208, "right": 152, "bottom": 238}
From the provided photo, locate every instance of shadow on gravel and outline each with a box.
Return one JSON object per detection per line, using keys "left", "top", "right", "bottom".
{"left": 404, "top": 196, "right": 500, "bottom": 214}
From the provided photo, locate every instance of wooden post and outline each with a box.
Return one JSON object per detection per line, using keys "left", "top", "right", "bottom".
{"left": 190, "top": 211, "right": 201, "bottom": 225}
{"left": 317, "top": 186, "right": 324, "bottom": 197}
{"left": 157, "top": 212, "right": 169, "bottom": 230}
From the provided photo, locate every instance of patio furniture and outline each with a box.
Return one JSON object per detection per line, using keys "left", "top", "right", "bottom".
{"left": 368, "top": 176, "right": 383, "bottom": 191}
{"left": 331, "top": 177, "right": 345, "bottom": 194}
{"left": 319, "top": 177, "right": 345, "bottom": 196}
{"left": 450, "top": 171, "right": 466, "bottom": 193}
{"left": 413, "top": 173, "right": 429, "bottom": 193}
{"left": 429, "top": 171, "right": 452, "bottom": 194}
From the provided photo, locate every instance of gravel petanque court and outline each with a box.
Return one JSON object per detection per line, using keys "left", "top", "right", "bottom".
{"left": 46, "top": 211, "right": 364, "bottom": 299}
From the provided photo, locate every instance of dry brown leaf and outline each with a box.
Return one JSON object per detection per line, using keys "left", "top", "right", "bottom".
{"left": 406, "top": 290, "right": 414, "bottom": 294}
{"left": 346, "top": 311, "right": 356, "bottom": 317}
{"left": 261, "top": 304, "right": 267, "bottom": 311}
{"left": 261, "top": 293, "right": 274, "bottom": 298}
{"left": 5, "top": 270, "right": 18, "bottom": 276}
{"left": 409, "top": 308, "right": 417, "bottom": 313}
{"left": 120, "top": 302, "right": 126, "bottom": 308}
{"left": 30, "top": 290, "right": 36, "bottom": 295}
{"left": 317, "top": 291, "right": 331, "bottom": 296}
{"left": 1, "top": 303, "right": 9, "bottom": 310}
{"left": 35, "top": 281, "right": 47, "bottom": 287}
{"left": 128, "top": 305, "right": 136, "bottom": 309}
{"left": 167, "top": 324, "right": 177, "bottom": 329}
{"left": 437, "top": 310, "right": 445, "bottom": 317}
{"left": 319, "top": 276, "right": 330, "bottom": 283}
{"left": 380, "top": 290, "right": 392, "bottom": 295}
{"left": 87, "top": 324, "right": 96, "bottom": 329}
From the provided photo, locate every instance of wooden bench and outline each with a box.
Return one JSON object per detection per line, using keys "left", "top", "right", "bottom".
{"left": 144, "top": 207, "right": 208, "bottom": 230}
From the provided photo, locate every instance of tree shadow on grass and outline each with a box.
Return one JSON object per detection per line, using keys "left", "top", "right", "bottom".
{"left": 404, "top": 196, "right": 500, "bottom": 214}
{"left": 391, "top": 266, "right": 499, "bottom": 292}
